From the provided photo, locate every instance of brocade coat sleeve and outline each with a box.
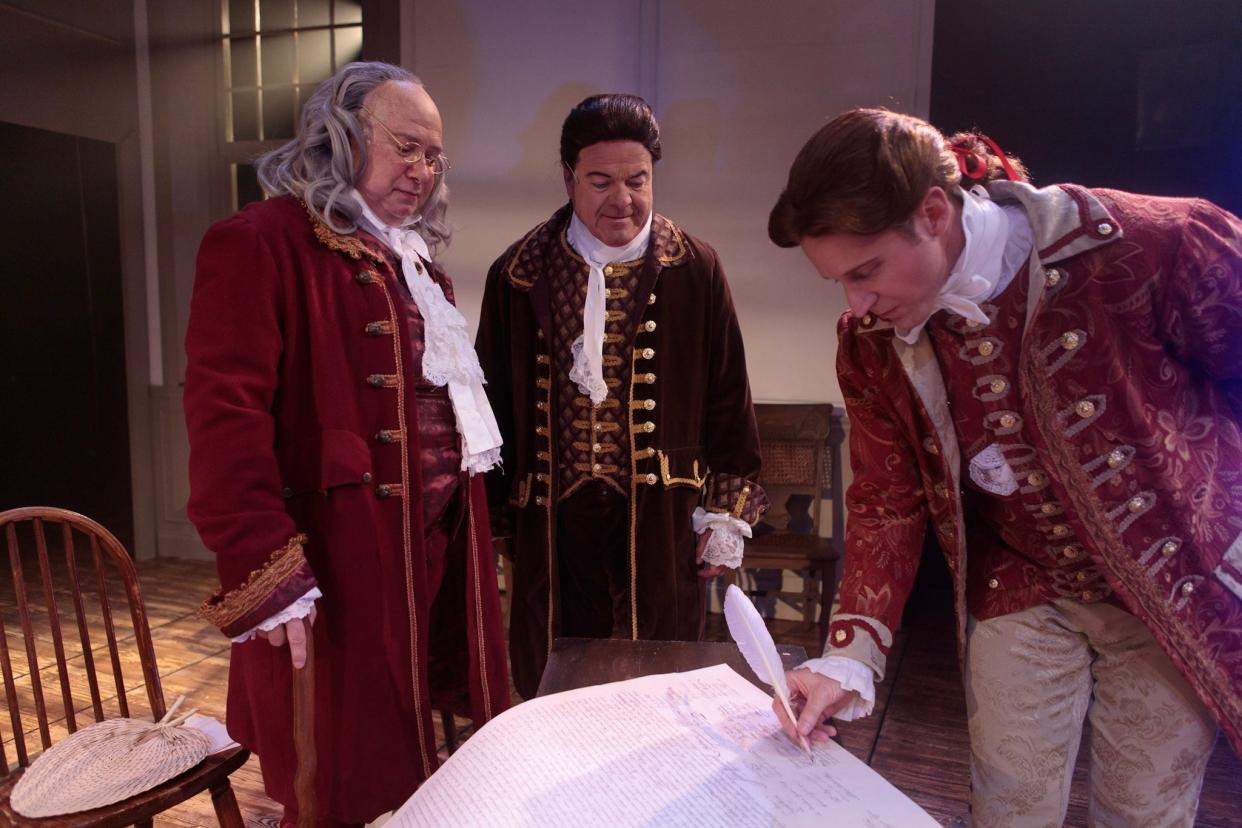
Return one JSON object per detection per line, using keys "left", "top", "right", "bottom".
{"left": 825, "top": 315, "right": 930, "bottom": 678}
{"left": 185, "top": 213, "right": 317, "bottom": 637}
{"left": 699, "top": 249, "right": 768, "bottom": 523}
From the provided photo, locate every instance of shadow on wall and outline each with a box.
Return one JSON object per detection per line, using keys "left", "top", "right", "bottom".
{"left": 512, "top": 82, "right": 601, "bottom": 180}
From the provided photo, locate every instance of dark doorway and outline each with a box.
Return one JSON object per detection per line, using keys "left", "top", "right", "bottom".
{"left": 0, "top": 121, "right": 134, "bottom": 549}
{"left": 930, "top": 0, "right": 1242, "bottom": 215}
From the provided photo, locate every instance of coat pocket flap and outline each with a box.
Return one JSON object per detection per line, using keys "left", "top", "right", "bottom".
{"left": 657, "top": 447, "right": 708, "bottom": 490}
{"left": 277, "top": 429, "right": 373, "bottom": 494}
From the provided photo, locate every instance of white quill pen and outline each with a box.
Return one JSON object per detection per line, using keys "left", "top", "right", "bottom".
{"left": 723, "top": 584, "right": 814, "bottom": 757}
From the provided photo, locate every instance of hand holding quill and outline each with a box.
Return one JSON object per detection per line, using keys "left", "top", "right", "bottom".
{"left": 723, "top": 584, "right": 814, "bottom": 758}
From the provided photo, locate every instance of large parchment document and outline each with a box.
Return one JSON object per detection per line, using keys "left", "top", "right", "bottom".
{"left": 392, "top": 664, "right": 938, "bottom": 827}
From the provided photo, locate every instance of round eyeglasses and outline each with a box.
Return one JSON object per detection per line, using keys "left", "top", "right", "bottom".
{"left": 360, "top": 105, "right": 451, "bottom": 175}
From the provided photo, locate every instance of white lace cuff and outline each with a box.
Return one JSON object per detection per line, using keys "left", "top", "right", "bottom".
{"left": 799, "top": 655, "right": 876, "bottom": 721}
{"left": 230, "top": 587, "right": 322, "bottom": 643}
{"left": 691, "top": 507, "right": 752, "bottom": 569}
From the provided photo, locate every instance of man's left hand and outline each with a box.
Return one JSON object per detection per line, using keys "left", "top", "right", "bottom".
{"left": 696, "top": 529, "right": 728, "bottom": 578}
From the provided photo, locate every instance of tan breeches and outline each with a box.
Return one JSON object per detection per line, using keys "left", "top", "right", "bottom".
{"left": 964, "top": 599, "right": 1217, "bottom": 827}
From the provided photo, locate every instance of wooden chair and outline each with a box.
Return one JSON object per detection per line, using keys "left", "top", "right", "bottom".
{"left": 732, "top": 403, "right": 846, "bottom": 650}
{"left": 0, "top": 507, "right": 249, "bottom": 827}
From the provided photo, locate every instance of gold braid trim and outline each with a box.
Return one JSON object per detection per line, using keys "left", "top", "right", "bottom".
{"left": 198, "top": 534, "right": 310, "bottom": 630}
{"left": 300, "top": 199, "right": 386, "bottom": 264}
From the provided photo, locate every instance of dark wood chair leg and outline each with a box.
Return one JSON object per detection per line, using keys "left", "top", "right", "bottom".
{"left": 209, "top": 778, "right": 245, "bottom": 828}
{"left": 441, "top": 710, "right": 458, "bottom": 754}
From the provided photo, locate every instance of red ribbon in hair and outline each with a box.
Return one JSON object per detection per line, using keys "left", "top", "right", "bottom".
{"left": 950, "top": 133, "right": 1020, "bottom": 182}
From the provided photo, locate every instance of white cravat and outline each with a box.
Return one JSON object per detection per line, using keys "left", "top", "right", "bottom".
{"left": 565, "top": 212, "right": 653, "bottom": 404}
{"left": 352, "top": 192, "right": 503, "bottom": 474}
{"left": 895, "top": 186, "right": 1014, "bottom": 345}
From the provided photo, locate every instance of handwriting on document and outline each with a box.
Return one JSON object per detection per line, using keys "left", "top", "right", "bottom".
{"left": 392, "top": 664, "right": 938, "bottom": 827}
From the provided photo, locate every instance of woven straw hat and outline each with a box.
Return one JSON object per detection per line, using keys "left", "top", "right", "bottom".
{"left": 11, "top": 699, "right": 210, "bottom": 818}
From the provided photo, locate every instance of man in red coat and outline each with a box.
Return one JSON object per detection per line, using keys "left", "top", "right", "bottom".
{"left": 186, "top": 62, "right": 508, "bottom": 826}
{"left": 768, "top": 109, "right": 1241, "bottom": 826}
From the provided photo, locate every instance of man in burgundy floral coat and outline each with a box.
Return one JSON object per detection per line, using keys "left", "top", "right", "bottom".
{"left": 768, "top": 108, "right": 1241, "bottom": 827}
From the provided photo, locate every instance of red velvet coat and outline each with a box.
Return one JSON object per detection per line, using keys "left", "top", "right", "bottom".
{"left": 185, "top": 196, "right": 508, "bottom": 822}
{"left": 828, "top": 183, "right": 1242, "bottom": 755}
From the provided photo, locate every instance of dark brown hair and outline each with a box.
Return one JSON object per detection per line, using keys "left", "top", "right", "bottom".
{"left": 768, "top": 108, "right": 1028, "bottom": 246}
{"left": 560, "top": 94, "right": 662, "bottom": 169}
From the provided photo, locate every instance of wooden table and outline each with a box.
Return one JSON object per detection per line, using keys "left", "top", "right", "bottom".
{"left": 536, "top": 637, "right": 807, "bottom": 697}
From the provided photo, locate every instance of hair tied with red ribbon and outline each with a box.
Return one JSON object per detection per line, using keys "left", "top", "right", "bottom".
{"left": 950, "top": 133, "right": 1020, "bottom": 182}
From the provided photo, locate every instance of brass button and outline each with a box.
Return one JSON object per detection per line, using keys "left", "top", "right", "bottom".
{"left": 645, "top": 473, "right": 658, "bottom": 484}
{"left": 592, "top": 463, "right": 602, "bottom": 473}
{"left": 1041, "top": 503, "right": 1058, "bottom": 515}
{"left": 603, "top": 288, "right": 615, "bottom": 299}
{"left": 923, "top": 437, "right": 939, "bottom": 455}
{"left": 593, "top": 423, "right": 603, "bottom": 431}
{"left": 536, "top": 401, "right": 548, "bottom": 411}
{"left": 1075, "top": 400, "right": 1096, "bottom": 418}
{"left": 965, "top": 319, "right": 982, "bottom": 329}
{"left": 1060, "top": 331, "right": 1081, "bottom": 350}
{"left": 1180, "top": 581, "right": 1195, "bottom": 596}
{"left": 643, "top": 399, "right": 656, "bottom": 410}
{"left": 999, "top": 414, "right": 1017, "bottom": 428}
{"left": 592, "top": 443, "right": 603, "bottom": 452}
{"left": 603, "top": 265, "right": 614, "bottom": 276}
{"left": 643, "top": 421, "right": 656, "bottom": 433}
{"left": 861, "top": 313, "right": 875, "bottom": 327}
{"left": 366, "top": 374, "right": 386, "bottom": 388}
{"left": 641, "top": 348, "right": 655, "bottom": 359}
{"left": 354, "top": 271, "right": 373, "bottom": 285}
{"left": 648, "top": 293, "right": 657, "bottom": 305}
{"left": 742, "top": 486, "right": 751, "bottom": 495}
{"left": 361, "top": 472, "right": 372, "bottom": 483}
{"left": 1097, "top": 222, "right": 1114, "bottom": 235}
{"left": 1161, "top": 540, "right": 1179, "bottom": 557}
{"left": 988, "top": 578, "right": 1000, "bottom": 589}
{"left": 376, "top": 484, "right": 392, "bottom": 497}
{"left": 644, "top": 373, "right": 657, "bottom": 383}
{"left": 934, "top": 483, "right": 948, "bottom": 498}
{"left": 1127, "top": 496, "right": 1145, "bottom": 513}
{"left": 1052, "top": 524, "right": 1070, "bottom": 537}
{"left": 535, "top": 496, "right": 546, "bottom": 506}
{"left": 1082, "top": 591, "right": 1094, "bottom": 601}
{"left": 1046, "top": 268, "right": 1061, "bottom": 286}
{"left": 978, "top": 341, "right": 995, "bottom": 356}
{"left": 1063, "top": 546, "right": 1077, "bottom": 559}
{"left": 281, "top": 486, "right": 294, "bottom": 498}
{"left": 644, "top": 320, "right": 656, "bottom": 332}
{"left": 989, "top": 379, "right": 1007, "bottom": 394}
{"left": 536, "top": 329, "right": 545, "bottom": 339}
{"left": 1076, "top": 571, "right": 1087, "bottom": 582}
{"left": 1027, "top": 471, "right": 1046, "bottom": 486}
{"left": 1106, "top": 449, "right": 1126, "bottom": 468}
{"left": 834, "top": 629, "right": 847, "bottom": 643}
{"left": 364, "top": 322, "right": 385, "bottom": 336}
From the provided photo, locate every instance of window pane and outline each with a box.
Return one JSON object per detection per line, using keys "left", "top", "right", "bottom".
{"left": 260, "top": 33, "right": 295, "bottom": 84}
{"left": 232, "top": 89, "right": 259, "bottom": 141}
{"left": 228, "top": 0, "right": 255, "bottom": 34}
{"left": 334, "top": 25, "right": 363, "bottom": 68}
{"left": 263, "top": 86, "right": 296, "bottom": 140}
{"left": 229, "top": 36, "right": 258, "bottom": 88}
{"left": 335, "top": 0, "right": 362, "bottom": 25}
{"left": 298, "top": 0, "right": 331, "bottom": 27}
{"left": 259, "top": 0, "right": 294, "bottom": 31}
{"left": 297, "top": 29, "right": 333, "bottom": 84}
{"left": 234, "top": 163, "right": 265, "bottom": 210}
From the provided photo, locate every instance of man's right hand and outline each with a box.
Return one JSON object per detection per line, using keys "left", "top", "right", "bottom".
{"left": 258, "top": 605, "right": 317, "bottom": 669}
{"left": 772, "top": 668, "right": 859, "bottom": 744}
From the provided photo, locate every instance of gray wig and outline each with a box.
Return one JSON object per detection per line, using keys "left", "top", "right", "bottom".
{"left": 254, "top": 61, "right": 452, "bottom": 255}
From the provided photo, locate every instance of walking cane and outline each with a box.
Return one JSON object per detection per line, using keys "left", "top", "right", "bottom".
{"left": 293, "top": 617, "right": 317, "bottom": 827}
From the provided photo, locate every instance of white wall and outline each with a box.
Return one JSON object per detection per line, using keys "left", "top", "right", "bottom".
{"left": 408, "top": 0, "right": 934, "bottom": 404}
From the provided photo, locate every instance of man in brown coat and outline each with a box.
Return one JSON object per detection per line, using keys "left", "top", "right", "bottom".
{"left": 476, "top": 94, "right": 768, "bottom": 698}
